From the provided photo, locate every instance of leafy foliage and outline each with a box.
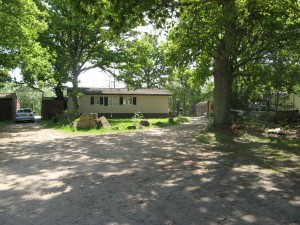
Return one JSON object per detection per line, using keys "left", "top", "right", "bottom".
{"left": 118, "top": 33, "right": 171, "bottom": 88}
{"left": 0, "top": 0, "right": 51, "bottom": 85}
{"left": 0, "top": 82, "right": 56, "bottom": 114}
{"left": 165, "top": 0, "right": 300, "bottom": 127}
{"left": 34, "top": 0, "right": 124, "bottom": 110}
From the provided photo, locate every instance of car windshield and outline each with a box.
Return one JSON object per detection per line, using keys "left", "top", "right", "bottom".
{"left": 17, "top": 109, "right": 32, "bottom": 113}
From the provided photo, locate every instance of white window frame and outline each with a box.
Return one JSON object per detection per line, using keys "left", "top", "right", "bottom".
{"left": 123, "top": 97, "right": 133, "bottom": 105}
{"left": 95, "top": 97, "right": 100, "bottom": 104}
{"left": 108, "top": 96, "right": 118, "bottom": 106}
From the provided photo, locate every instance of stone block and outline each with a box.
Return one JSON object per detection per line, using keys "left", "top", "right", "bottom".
{"left": 77, "top": 113, "right": 98, "bottom": 129}
{"left": 96, "top": 116, "right": 110, "bottom": 128}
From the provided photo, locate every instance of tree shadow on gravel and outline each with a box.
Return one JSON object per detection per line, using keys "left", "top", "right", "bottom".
{"left": 0, "top": 121, "right": 45, "bottom": 138}
{"left": 207, "top": 128, "right": 300, "bottom": 179}
{"left": 0, "top": 119, "right": 299, "bottom": 225}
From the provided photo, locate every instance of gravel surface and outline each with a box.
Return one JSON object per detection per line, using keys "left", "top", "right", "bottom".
{"left": 0, "top": 118, "right": 299, "bottom": 225}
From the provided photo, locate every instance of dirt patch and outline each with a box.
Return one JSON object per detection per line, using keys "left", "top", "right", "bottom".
{"left": 0, "top": 118, "right": 299, "bottom": 225}
{"left": 0, "top": 122, "right": 71, "bottom": 143}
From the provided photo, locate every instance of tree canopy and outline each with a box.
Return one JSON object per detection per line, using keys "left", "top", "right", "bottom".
{"left": 35, "top": 0, "right": 115, "bottom": 104}
{"left": 34, "top": 0, "right": 156, "bottom": 111}
{"left": 107, "top": 0, "right": 300, "bottom": 127}
{"left": 166, "top": 0, "right": 300, "bottom": 127}
{"left": 117, "top": 33, "right": 171, "bottom": 89}
{"left": 2, "top": 0, "right": 300, "bottom": 128}
{"left": 0, "top": 0, "right": 52, "bottom": 85}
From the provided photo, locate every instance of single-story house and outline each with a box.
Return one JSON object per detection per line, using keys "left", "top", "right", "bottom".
{"left": 268, "top": 93, "right": 300, "bottom": 110}
{"left": 67, "top": 88, "right": 172, "bottom": 118}
{"left": 0, "top": 93, "right": 20, "bottom": 121}
{"left": 195, "top": 102, "right": 205, "bottom": 117}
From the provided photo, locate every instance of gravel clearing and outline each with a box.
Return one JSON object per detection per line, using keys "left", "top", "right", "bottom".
{"left": 0, "top": 118, "right": 299, "bottom": 225}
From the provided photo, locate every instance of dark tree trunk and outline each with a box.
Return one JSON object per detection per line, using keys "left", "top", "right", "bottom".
{"left": 54, "top": 84, "right": 64, "bottom": 100}
{"left": 71, "top": 69, "right": 80, "bottom": 116}
{"left": 213, "top": 55, "right": 233, "bottom": 128}
{"left": 212, "top": 0, "right": 237, "bottom": 128}
{"left": 214, "top": 0, "right": 237, "bottom": 128}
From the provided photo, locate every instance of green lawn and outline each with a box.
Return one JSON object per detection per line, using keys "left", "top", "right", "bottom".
{"left": 0, "top": 120, "right": 12, "bottom": 129}
{"left": 42, "top": 117, "right": 188, "bottom": 134}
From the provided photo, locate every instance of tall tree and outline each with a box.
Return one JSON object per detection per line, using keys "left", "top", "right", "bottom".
{"left": 165, "top": 0, "right": 300, "bottom": 128}
{"left": 165, "top": 67, "right": 205, "bottom": 116}
{"left": 0, "top": 0, "right": 51, "bottom": 84}
{"left": 118, "top": 33, "right": 171, "bottom": 88}
{"left": 36, "top": 0, "right": 149, "bottom": 112}
{"left": 36, "top": 0, "right": 116, "bottom": 111}
{"left": 232, "top": 47, "right": 300, "bottom": 110}
{"left": 107, "top": 0, "right": 299, "bottom": 127}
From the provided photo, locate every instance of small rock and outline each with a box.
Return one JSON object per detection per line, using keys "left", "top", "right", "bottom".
{"left": 140, "top": 120, "right": 150, "bottom": 127}
{"left": 127, "top": 125, "right": 136, "bottom": 130}
{"left": 96, "top": 116, "right": 110, "bottom": 128}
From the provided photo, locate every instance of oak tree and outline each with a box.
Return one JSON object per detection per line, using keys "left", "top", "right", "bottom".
{"left": 0, "top": 0, "right": 51, "bottom": 84}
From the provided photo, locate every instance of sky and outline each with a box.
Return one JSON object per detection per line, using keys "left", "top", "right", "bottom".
{"left": 11, "top": 67, "right": 125, "bottom": 88}
{"left": 10, "top": 25, "right": 165, "bottom": 89}
{"left": 75, "top": 68, "right": 125, "bottom": 88}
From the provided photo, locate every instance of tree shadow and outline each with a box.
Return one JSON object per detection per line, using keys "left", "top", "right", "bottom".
{"left": 0, "top": 121, "right": 47, "bottom": 138}
{"left": 0, "top": 119, "right": 299, "bottom": 225}
{"left": 210, "top": 128, "right": 300, "bottom": 176}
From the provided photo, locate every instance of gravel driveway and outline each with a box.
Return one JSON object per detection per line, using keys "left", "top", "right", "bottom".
{"left": 0, "top": 118, "right": 299, "bottom": 225}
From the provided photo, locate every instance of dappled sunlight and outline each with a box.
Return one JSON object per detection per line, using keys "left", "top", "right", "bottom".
{"left": 160, "top": 177, "right": 184, "bottom": 188}
{"left": 241, "top": 214, "right": 258, "bottom": 223}
{"left": 0, "top": 118, "right": 299, "bottom": 224}
{"left": 199, "top": 177, "right": 214, "bottom": 183}
{"left": 199, "top": 197, "right": 214, "bottom": 203}
{"left": 99, "top": 168, "right": 141, "bottom": 178}
{"left": 232, "top": 165, "right": 284, "bottom": 192}
{"left": 290, "top": 196, "right": 300, "bottom": 206}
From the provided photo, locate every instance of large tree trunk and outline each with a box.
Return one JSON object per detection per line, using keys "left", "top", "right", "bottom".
{"left": 54, "top": 83, "right": 64, "bottom": 100}
{"left": 213, "top": 55, "right": 233, "bottom": 128}
{"left": 71, "top": 70, "right": 80, "bottom": 116}
{"left": 212, "top": 0, "right": 236, "bottom": 128}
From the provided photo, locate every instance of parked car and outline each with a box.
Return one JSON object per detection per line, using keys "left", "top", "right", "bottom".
{"left": 15, "top": 108, "right": 35, "bottom": 122}
{"left": 248, "top": 104, "right": 276, "bottom": 120}
{"left": 231, "top": 109, "right": 245, "bottom": 116}
{"left": 249, "top": 104, "right": 275, "bottom": 112}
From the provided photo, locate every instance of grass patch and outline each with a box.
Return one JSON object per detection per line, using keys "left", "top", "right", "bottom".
{"left": 41, "top": 117, "right": 189, "bottom": 134}
{"left": 0, "top": 120, "right": 12, "bottom": 129}
{"left": 198, "top": 127, "right": 299, "bottom": 172}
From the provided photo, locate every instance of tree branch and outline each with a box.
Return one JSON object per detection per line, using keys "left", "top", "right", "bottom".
{"left": 13, "top": 81, "right": 44, "bottom": 93}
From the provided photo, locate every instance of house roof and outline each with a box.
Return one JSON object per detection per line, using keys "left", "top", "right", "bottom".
{"left": 68, "top": 88, "right": 172, "bottom": 96}
{"left": 0, "top": 93, "right": 17, "bottom": 100}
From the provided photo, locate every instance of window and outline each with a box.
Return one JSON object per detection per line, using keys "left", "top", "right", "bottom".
{"left": 123, "top": 97, "right": 133, "bottom": 105}
{"left": 92, "top": 96, "right": 104, "bottom": 105}
{"left": 108, "top": 96, "right": 118, "bottom": 106}
{"left": 95, "top": 97, "right": 100, "bottom": 104}
{"left": 119, "top": 97, "right": 137, "bottom": 105}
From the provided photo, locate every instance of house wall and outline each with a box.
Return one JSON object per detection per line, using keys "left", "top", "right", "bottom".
{"left": 196, "top": 102, "right": 207, "bottom": 117}
{"left": 270, "top": 93, "right": 300, "bottom": 110}
{"left": 68, "top": 95, "right": 170, "bottom": 117}
{"left": 0, "top": 97, "right": 19, "bottom": 121}
{"left": 293, "top": 94, "right": 300, "bottom": 110}
{"left": 0, "top": 99, "right": 13, "bottom": 120}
